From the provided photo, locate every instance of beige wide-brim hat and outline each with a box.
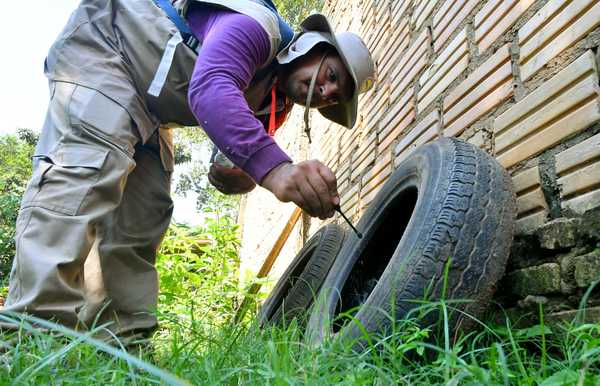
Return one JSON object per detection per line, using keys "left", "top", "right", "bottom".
{"left": 277, "top": 14, "right": 376, "bottom": 129}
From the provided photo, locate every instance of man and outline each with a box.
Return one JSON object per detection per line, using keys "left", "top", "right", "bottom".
{"left": 1, "top": 0, "right": 375, "bottom": 339}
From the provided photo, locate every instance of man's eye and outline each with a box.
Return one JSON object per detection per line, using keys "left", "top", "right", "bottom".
{"left": 328, "top": 69, "right": 337, "bottom": 83}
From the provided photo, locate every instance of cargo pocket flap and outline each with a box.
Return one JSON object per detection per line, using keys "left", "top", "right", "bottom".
{"left": 41, "top": 145, "right": 109, "bottom": 169}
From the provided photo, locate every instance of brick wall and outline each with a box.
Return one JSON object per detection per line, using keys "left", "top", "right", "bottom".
{"left": 240, "top": 0, "right": 600, "bottom": 318}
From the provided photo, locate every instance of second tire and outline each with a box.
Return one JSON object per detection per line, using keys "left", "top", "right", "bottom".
{"left": 259, "top": 224, "right": 346, "bottom": 326}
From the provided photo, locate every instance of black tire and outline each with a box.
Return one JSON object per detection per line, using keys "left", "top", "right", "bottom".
{"left": 306, "top": 138, "right": 516, "bottom": 347}
{"left": 259, "top": 224, "right": 346, "bottom": 326}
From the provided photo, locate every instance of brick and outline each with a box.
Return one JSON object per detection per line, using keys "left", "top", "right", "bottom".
{"left": 433, "top": 0, "right": 478, "bottom": 52}
{"left": 562, "top": 189, "right": 600, "bottom": 214}
{"left": 444, "top": 45, "right": 510, "bottom": 115}
{"left": 574, "top": 250, "right": 600, "bottom": 287}
{"left": 418, "top": 29, "right": 469, "bottom": 112}
{"left": 494, "top": 51, "right": 600, "bottom": 168}
{"left": 339, "top": 135, "right": 357, "bottom": 155}
{"left": 361, "top": 152, "right": 393, "bottom": 187}
{"left": 556, "top": 133, "right": 600, "bottom": 176}
{"left": 338, "top": 181, "right": 350, "bottom": 199}
{"left": 390, "top": 30, "right": 429, "bottom": 103}
{"left": 516, "top": 188, "right": 548, "bottom": 216}
{"left": 445, "top": 81, "right": 513, "bottom": 138}
{"left": 512, "top": 166, "right": 540, "bottom": 194}
{"left": 363, "top": 88, "right": 389, "bottom": 125}
{"left": 380, "top": 89, "right": 413, "bottom": 132}
{"left": 395, "top": 109, "right": 440, "bottom": 163}
{"left": 495, "top": 51, "right": 598, "bottom": 134}
{"left": 379, "top": 18, "right": 410, "bottom": 81}
{"left": 362, "top": 7, "right": 377, "bottom": 35}
{"left": 360, "top": 183, "right": 385, "bottom": 211}
{"left": 519, "top": 0, "right": 600, "bottom": 81}
{"left": 361, "top": 162, "right": 392, "bottom": 197}
{"left": 371, "top": 26, "right": 392, "bottom": 61}
{"left": 558, "top": 161, "right": 600, "bottom": 198}
{"left": 392, "top": 0, "right": 412, "bottom": 22}
{"left": 412, "top": 0, "right": 438, "bottom": 30}
{"left": 341, "top": 183, "right": 360, "bottom": 214}
{"left": 359, "top": 88, "right": 376, "bottom": 113}
{"left": 338, "top": 159, "right": 351, "bottom": 177}
{"left": 498, "top": 94, "right": 600, "bottom": 168}
{"left": 379, "top": 110, "right": 416, "bottom": 154}
{"left": 350, "top": 151, "right": 376, "bottom": 182}
{"left": 474, "top": 0, "right": 535, "bottom": 52}
{"left": 379, "top": 89, "right": 415, "bottom": 154}
{"left": 443, "top": 45, "right": 513, "bottom": 137}
{"left": 339, "top": 139, "right": 358, "bottom": 164}
{"left": 516, "top": 211, "right": 547, "bottom": 235}
{"left": 353, "top": 130, "right": 378, "bottom": 168}
{"left": 507, "top": 263, "right": 562, "bottom": 296}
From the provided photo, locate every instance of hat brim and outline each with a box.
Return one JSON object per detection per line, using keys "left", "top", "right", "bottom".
{"left": 300, "top": 14, "right": 360, "bottom": 129}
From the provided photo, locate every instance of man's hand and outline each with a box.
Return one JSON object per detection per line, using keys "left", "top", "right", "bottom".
{"left": 208, "top": 163, "right": 257, "bottom": 195}
{"left": 261, "top": 160, "right": 340, "bottom": 219}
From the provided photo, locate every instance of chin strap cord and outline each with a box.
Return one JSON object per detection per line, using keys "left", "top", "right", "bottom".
{"left": 303, "top": 53, "right": 328, "bottom": 144}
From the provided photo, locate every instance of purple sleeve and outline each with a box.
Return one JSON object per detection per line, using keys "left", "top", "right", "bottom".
{"left": 187, "top": 9, "right": 292, "bottom": 183}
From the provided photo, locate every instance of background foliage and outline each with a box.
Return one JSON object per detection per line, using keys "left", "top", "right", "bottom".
{"left": 0, "top": 129, "right": 37, "bottom": 286}
{"left": 172, "top": 127, "right": 241, "bottom": 217}
{"left": 274, "top": 0, "right": 325, "bottom": 28}
{"left": 157, "top": 210, "right": 242, "bottom": 327}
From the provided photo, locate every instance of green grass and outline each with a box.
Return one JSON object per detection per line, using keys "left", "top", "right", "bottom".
{"left": 1, "top": 222, "right": 599, "bottom": 385}
{"left": 1, "top": 298, "right": 600, "bottom": 385}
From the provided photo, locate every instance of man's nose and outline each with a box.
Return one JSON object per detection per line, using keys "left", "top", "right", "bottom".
{"left": 319, "top": 83, "right": 338, "bottom": 102}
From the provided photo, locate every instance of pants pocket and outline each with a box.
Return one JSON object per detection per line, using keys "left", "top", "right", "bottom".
{"left": 22, "top": 145, "right": 109, "bottom": 216}
{"left": 69, "top": 85, "right": 139, "bottom": 157}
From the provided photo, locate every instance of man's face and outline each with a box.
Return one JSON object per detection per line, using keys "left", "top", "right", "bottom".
{"left": 280, "top": 48, "right": 353, "bottom": 109}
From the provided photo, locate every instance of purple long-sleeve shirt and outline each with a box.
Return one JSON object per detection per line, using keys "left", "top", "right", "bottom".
{"left": 186, "top": 6, "right": 292, "bottom": 183}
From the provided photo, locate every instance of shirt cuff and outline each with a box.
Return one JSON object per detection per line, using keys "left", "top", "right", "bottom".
{"left": 242, "top": 142, "right": 292, "bottom": 183}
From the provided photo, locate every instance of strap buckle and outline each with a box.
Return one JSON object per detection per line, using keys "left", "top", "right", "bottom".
{"left": 184, "top": 34, "right": 200, "bottom": 52}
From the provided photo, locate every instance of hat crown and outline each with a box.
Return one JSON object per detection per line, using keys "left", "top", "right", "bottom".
{"left": 335, "top": 32, "right": 375, "bottom": 95}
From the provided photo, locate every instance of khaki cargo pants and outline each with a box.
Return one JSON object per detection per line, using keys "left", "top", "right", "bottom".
{"left": 1, "top": 82, "right": 173, "bottom": 336}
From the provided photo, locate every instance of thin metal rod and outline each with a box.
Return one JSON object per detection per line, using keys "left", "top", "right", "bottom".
{"left": 334, "top": 205, "right": 363, "bottom": 239}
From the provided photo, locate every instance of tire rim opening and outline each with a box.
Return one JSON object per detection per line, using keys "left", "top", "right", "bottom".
{"left": 333, "top": 186, "right": 418, "bottom": 332}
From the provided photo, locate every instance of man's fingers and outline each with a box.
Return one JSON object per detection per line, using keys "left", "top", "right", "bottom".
{"left": 261, "top": 160, "right": 337, "bottom": 218}
{"left": 306, "top": 171, "right": 333, "bottom": 217}
{"left": 296, "top": 177, "right": 322, "bottom": 217}
{"left": 317, "top": 163, "right": 339, "bottom": 206}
